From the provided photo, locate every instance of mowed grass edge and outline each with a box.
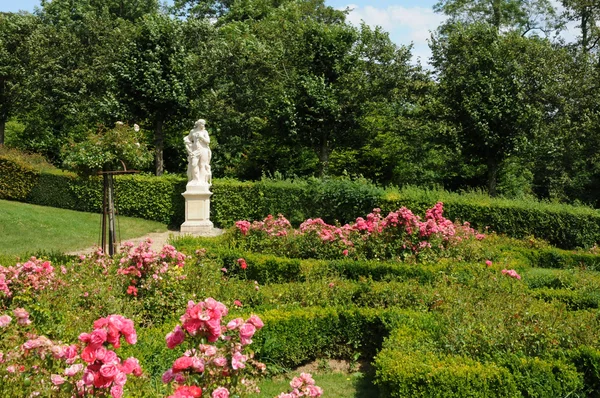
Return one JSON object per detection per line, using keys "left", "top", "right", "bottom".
{"left": 0, "top": 199, "right": 167, "bottom": 256}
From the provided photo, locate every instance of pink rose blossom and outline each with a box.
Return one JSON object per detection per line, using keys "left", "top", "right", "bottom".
{"left": 307, "top": 385, "right": 323, "bottom": 397}
{"left": 100, "top": 363, "right": 120, "bottom": 379}
{"left": 173, "top": 356, "right": 195, "bottom": 372}
{"left": 64, "top": 364, "right": 84, "bottom": 376}
{"left": 51, "top": 374, "right": 66, "bottom": 385}
{"left": 113, "top": 372, "right": 127, "bottom": 386}
{"left": 110, "top": 385, "right": 124, "bottom": 398}
{"left": 290, "top": 377, "right": 303, "bottom": 389}
{"left": 247, "top": 314, "right": 264, "bottom": 329}
{"left": 0, "top": 315, "right": 12, "bottom": 327}
{"left": 231, "top": 351, "right": 247, "bottom": 370}
{"left": 162, "top": 368, "right": 175, "bottom": 383}
{"left": 121, "top": 357, "right": 142, "bottom": 376}
{"left": 166, "top": 325, "right": 185, "bottom": 349}
{"left": 502, "top": 269, "right": 522, "bottom": 280}
{"left": 212, "top": 387, "right": 230, "bottom": 398}
{"left": 227, "top": 318, "right": 244, "bottom": 330}
{"left": 239, "top": 323, "right": 256, "bottom": 345}
{"left": 90, "top": 329, "right": 108, "bottom": 346}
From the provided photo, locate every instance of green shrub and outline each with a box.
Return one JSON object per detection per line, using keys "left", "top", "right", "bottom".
{"left": 523, "top": 268, "right": 575, "bottom": 289}
{"left": 211, "top": 248, "right": 455, "bottom": 284}
{"left": 375, "top": 324, "right": 586, "bottom": 398}
{"left": 530, "top": 288, "right": 600, "bottom": 310}
{"left": 375, "top": 327, "right": 520, "bottom": 398}
{"left": 214, "top": 279, "right": 435, "bottom": 312}
{"left": 253, "top": 307, "right": 425, "bottom": 369}
{"left": 306, "top": 178, "right": 385, "bottom": 224}
{"left": 0, "top": 156, "right": 39, "bottom": 201}
{"left": 524, "top": 248, "right": 600, "bottom": 271}
{"left": 568, "top": 346, "right": 600, "bottom": 397}
{"left": 376, "top": 349, "right": 520, "bottom": 398}
{"left": 498, "top": 355, "right": 583, "bottom": 397}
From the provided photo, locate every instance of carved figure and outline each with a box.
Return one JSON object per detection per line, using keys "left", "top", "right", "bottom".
{"left": 184, "top": 119, "right": 212, "bottom": 187}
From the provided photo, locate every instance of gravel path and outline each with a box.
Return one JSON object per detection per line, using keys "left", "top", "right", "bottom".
{"left": 66, "top": 228, "right": 224, "bottom": 256}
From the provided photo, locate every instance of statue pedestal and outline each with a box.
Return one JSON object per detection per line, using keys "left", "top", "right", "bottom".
{"left": 180, "top": 185, "right": 214, "bottom": 234}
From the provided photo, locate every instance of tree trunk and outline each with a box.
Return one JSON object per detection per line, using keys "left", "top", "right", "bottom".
{"left": 0, "top": 117, "right": 5, "bottom": 146}
{"left": 154, "top": 119, "right": 164, "bottom": 176}
{"left": 107, "top": 174, "right": 117, "bottom": 256}
{"left": 318, "top": 137, "right": 330, "bottom": 177}
{"left": 582, "top": 10, "right": 589, "bottom": 51}
{"left": 487, "top": 158, "right": 499, "bottom": 197}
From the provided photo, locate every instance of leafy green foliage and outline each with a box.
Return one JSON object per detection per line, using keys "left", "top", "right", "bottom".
{"left": 62, "top": 122, "right": 152, "bottom": 175}
{"left": 431, "top": 23, "right": 570, "bottom": 195}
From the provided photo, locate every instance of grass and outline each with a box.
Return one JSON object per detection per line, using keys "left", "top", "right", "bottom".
{"left": 0, "top": 199, "right": 167, "bottom": 256}
{"left": 258, "top": 371, "right": 378, "bottom": 397}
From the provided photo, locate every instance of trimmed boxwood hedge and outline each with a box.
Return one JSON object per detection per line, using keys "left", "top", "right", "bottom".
{"left": 375, "top": 325, "right": 586, "bottom": 398}
{"left": 203, "top": 248, "right": 456, "bottom": 284}
{"left": 3, "top": 152, "right": 600, "bottom": 248}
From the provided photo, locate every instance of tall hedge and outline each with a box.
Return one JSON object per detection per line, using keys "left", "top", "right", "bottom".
{"left": 2, "top": 153, "right": 600, "bottom": 249}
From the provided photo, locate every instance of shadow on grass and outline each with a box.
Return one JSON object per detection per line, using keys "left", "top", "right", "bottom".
{"left": 353, "top": 371, "right": 379, "bottom": 398}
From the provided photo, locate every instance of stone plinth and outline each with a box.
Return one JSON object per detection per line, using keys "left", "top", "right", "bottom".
{"left": 181, "top": 186, "right": 213, "bottom": 234}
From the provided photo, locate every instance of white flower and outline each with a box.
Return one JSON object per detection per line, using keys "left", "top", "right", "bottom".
{"left": 116, "top": 121, "right": 124, "bottom": 126}
{"left": 133, "top": 124, "right": 140, "bottom": 132}
{"left": 135, "top": 143, "right": 140, "bottom": 148}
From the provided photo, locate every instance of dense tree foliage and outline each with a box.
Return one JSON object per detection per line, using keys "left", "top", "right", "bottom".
{"left": 3, "top": 0, "right": 600, "bottom": 205}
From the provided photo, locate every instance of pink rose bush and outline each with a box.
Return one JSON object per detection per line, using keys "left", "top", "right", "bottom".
{"left": 232, "top": 203, "right": 485, "bottom": 261}
{"left": 116, "top": 239, "right": 187, "bottom": 297}
{"left": 0, "top": 257, "right": 59, "bottom": 302}
{"left": 276, "top": 373, "right": 323, "bottom": 398}
{"left": 163, "top": 298, "right": 268, "bottom": 397}
{"left": 0, "top": 309, "right": 140, "bottom": 398}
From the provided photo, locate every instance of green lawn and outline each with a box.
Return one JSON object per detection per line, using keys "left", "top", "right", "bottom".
{"left": 0, "top": 199, "right": 167, "bottom": 257}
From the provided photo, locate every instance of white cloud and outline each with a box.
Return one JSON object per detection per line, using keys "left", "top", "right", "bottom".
{"left": 339, "top": 4, "right": 446, "bottom": 65}
{"left": 341, "top": 4, "right": 446, "bottom": 46}
{"left": 339, "top": 2, "right": 585, "bottom": 66}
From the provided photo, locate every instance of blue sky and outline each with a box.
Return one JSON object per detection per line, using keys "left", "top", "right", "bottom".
{"left": 0, "top": 0, "right": 576, "bottom": 65}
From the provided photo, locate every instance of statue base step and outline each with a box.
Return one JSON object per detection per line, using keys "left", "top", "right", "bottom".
{"left": 181, "top": 190, "right": 213, "bottom": 235}
{"left": 180, "top": 220, "right": 215, "bottom": 234}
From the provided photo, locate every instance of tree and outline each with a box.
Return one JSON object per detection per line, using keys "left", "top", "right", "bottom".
{"left": 0, "top": 12, "right": 37, "bottom": 146}
{"left": 434, "top": 0, "right": 560, "bottom": 35}
{"left": 13, "top": 0, "right": 159, "bottom": 161}
{"left": 560, "top": 0, "right": 600, "bottom": 52}
{"left": 431, "top": 23, "right": 569, "bottom": 195}
{"left": 112, "top": 14, "right": 199, "bottom": 175}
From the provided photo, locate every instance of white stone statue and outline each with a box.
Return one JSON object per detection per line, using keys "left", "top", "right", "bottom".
{"left": 181, "top": 118, "right": 214, "bottom": 234}
{"left": 184, "top": 119, "right": 212, "bottom": 189}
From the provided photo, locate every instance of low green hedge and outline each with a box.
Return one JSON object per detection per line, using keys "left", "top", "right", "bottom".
{"left": 568, "top": 346, "right": 600, "bottom": 397}
{"left": 209, "top": 248, "right": 454, "bottom": 284}
{"left": 3, "top": 151, "right": 600, "bottom": 248}
{"left": 530, "top": 288, "right": 600, "bottom": 310}
{"left": 0, "top": 157, "right": 39, "bottom": 201}
{"left": 523, "top": 248, "right": 600, "bottom": 271}
{"left": 375, "top": 325, "right": 586, "bottom": 397}
{"left": 216, "top": 279, "right": 435, "bottom": 312}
